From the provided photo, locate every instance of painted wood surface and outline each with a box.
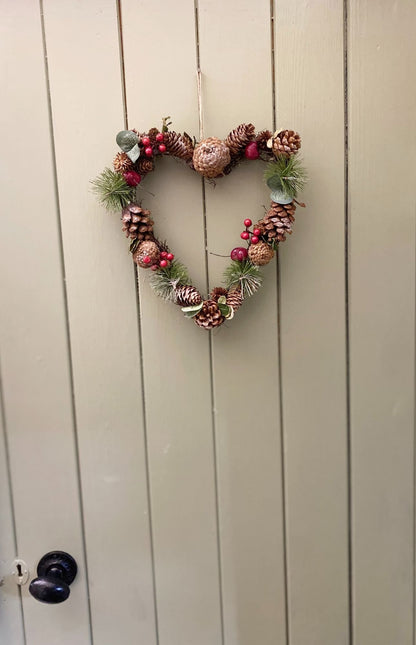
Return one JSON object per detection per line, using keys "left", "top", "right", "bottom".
{"left": 348, "top": 2, "right": 416, "bottom": 644}
{"left": 1, "top": 2, "right": 415, "bottom": 645}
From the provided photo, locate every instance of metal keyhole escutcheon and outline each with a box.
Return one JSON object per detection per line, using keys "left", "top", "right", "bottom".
{"left": 29, "top": 551, "right": 77, "bottom": 604}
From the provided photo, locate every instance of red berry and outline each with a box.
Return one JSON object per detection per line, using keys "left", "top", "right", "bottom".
{"left": 143, "top": 256, "right": 151, "bottom": 264}
{"left": 244, "top": 218, "right": 252, "bottom": 227}
{"left": 142, "top": 136, "right": 150, "bottom": 146}
{"left": 151, "top": 264, "right": 158, "bottom": 271}
{"left": 253, "top": 227, "right": 261, "bottom": 236}
{"left": 251, "top": 236, "right": 259, "bottom": 244}
{"left": 240, "top": 231, "right": 250, "bottom": 240}
{"left": 231, "top": 247, "right": 249, "bottom": 261}
{"left": 167, "top": 253, "right": 174, "bottom": 261}
{"left": 123, "top": 170, "right": 141, "bottom": 187}
{"left": 158, "top": 144, "right": 166, "bottom": 153}
{"left": 156, "top": 133, "right": 164, "bottom": 142}
{"left": 145, "top": 146, "right": 153, "bottom": 157}
{"left": 160, "top": 259, "right": 168, "bottom": 268}
{"left": 160, "top": 251, "right": 168, "bottom": 259}
{"left": 244, "top": 141, "right": 259, "bottom": 160}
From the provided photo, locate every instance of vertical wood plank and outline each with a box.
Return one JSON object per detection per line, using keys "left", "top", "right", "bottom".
{"left": 121, "top": 2, "right": 222, "bottom": 644}
{"left": 0, "top": 392, "right": 25, "bottom": 645}
{"left": 348, "top": 3, "right": 416, "bottom": 644}
{"left": 274, "top": 1, "right": 349, "bottom": 643}
{"left": 198, "top": 2, "right": 287, "bottom": 644}
{"left": 42, "top": 1, "right": 156, "bottom": 643}
{"left": 0, "top": 1, "right": 91, "bottom": 643}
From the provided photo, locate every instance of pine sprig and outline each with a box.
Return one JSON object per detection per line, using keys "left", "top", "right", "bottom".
{"left": 149, "top": 259, "right": 190, "bottom": 301}
{"left": 264, "top": 155, "right": 307, "bottom": 198}
{"left": 223, "top": 260, "right": 263, "bottom": 299}
{"left": 91, "top": 167, "right": 135, "bottom": 211}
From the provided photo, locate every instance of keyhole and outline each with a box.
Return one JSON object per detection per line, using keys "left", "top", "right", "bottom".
{"left": 16, "top": 563, "right": 22, "bottom": 578}
{"left": 12, "top": 559, "right": 29, "bottom": 586}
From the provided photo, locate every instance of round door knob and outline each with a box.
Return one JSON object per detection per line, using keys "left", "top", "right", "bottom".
{"left": 29, "top": 551, "right": 77, "bottom": 604}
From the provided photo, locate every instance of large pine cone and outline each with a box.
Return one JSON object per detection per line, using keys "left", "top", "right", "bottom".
{"left": 194, "top": 300, "right": 225, "bottom": 329}
{"left": 270, "top": 130, "right": 301, "bottom": 157}
{"left": 121, "top": 203, "right": 154, "bottom": 241}
{"left": 133, "top": 240, "right": 160, "bottom": 268}
{"left": 226, "top": 287, "right": 243, "bottom": 312}
{"left": 113, "top": 152, "right": 133, "bottom": 173}
{"left": 248, "top": 241, "right": 274, "bottom": 266}
{"left": 193, "top": 137, "right": 231, "bottom": 178}
{"left": 225, "top": 123, "right": 255, "bottom": 156}
{"left": 174, "top": 285, "right": 203, "bottom": 306}
{"left": 257, "top": 201, "right": 296, "bottom": 243}
{"left": 164, "top": 131, "right": 194, "bottom": 160}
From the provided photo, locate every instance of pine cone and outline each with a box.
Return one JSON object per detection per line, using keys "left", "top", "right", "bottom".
{"left": 257, "top": 201, "right": 296, "bottom": 243}
{"left": 121, "top": 204, "right": 154, "bottom": 241}
{"left": 135, "top": 157, "right": 155, "bottom": 176}
{"left": 174, "top": 285, "right": 203, "bottom": 306}
{"left": 164, "top": 131, "right": 194, "bottom": 160}
{"left": 270, "top": 130, "right": 301, "bottom": 157}
{"left": 194, "top": 300, "right": 225, "bottom": 329}
{"left": 193, "top": 137, "right": 231, "bottom": 178}
{"left": 226, "top": 287, "right": 243, "bottom": 312}
{"left": 113, "top": 152, "right": 133, "bottom": 173}
{"left": 248, "top": 241, "right": 275, "bottom": 266}
{"left": 210, "top": 287, "right": 228, "bottom": 302}
{"left": 133, "top": 240, "right": 160, "bottom": 268}
{"left": 255, "top": 129, "right": 273, "bottom": 151}
{"left": 225, "top": 124, "right": 255, "bottom": 156}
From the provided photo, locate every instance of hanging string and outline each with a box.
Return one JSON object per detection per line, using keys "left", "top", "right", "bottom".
{"left": 197, "top": 68, "right": 205, "bottom": 140}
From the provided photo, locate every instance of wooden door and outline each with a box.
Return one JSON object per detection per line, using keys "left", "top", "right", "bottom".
{"left": 1, "top": 2, "right": 415, "bottom": 645}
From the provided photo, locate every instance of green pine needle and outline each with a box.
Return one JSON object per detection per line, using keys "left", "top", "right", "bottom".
{"left": 264, "top": 155, "right": 307, "bottom": 198}
{"left": 91, "top": 168, "right": 135, "bottom": 212}
{"left": 149, "top": 259, "right": 191, "bottom": 301}
{"left": 223, "top": 260, "right": 263, "bottom": 299}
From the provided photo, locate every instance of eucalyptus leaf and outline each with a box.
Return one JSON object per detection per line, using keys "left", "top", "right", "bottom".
{"left": 127, "top": 143, "right": 140, "bottom": 162}
{"left": 116, "top": 130, "right": 139, "bottom": 152}
{"left": 266, "top": 174, "right": 283, "bottom": 191}
{"left": 225, "top": 306, "right": 235, "bottom": 320}
{"left": 218, "top": 303, "right": 231, "bottom": 317}
{"left": 217, "top": 295, "right": 227, "bottom": 305}
{"left": 181, "top": 302, "right": 203, "bottom": 318}
{"left": 270, "top": 188, "right": 292, "bottom": 204}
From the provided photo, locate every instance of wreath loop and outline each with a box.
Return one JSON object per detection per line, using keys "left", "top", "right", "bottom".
{"left": 93, "top": 120, "right": 307, "bottom": 330}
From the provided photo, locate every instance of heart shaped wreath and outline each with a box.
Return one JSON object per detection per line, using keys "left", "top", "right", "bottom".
{"left": 92, "top": 119, "right": 307, "bottom": 330}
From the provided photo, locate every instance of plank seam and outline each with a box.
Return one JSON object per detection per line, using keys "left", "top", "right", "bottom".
{"left": 0, "top": 362, "right": 27, "bottom": 645}
{"left": 116, "top": 2, "right": 160, "bottom": 643}
{"left": 271, "top": 2, "right": 290, "bottom": 643}
{"left": 39, "top": 2, "right": 94, "bottom": 642}
{"left": 195, "top": 2, "right": 225, "bottom": 643}
{"left": 343, "top": 1, "right": 353, "bottom": 644}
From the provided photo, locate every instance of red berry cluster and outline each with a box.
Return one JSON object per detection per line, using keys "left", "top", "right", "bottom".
{"left": 141, "top": 132, "right": 166, "bottom": 158}
{"left": 141, "top": 250, "right": 175, "bottom": 271}
{"left": 240, "top": 218, "right": 261, "bottom": 244}
{"left": 230, "top": 218, "right": 262, "bottom": 261}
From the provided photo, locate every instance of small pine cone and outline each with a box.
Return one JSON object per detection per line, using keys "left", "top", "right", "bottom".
{"left": 164, "top": 131, "right": 194, "bottom": 160}
{"left": 258, "top": 201, "right": 296, "bottom": 243}
{"left": 271, "top": 130, "right": 301, "bottom": 157}
{"left": 248, "top": 241, "right": 275, "bottom": 266}
{"left": 121, "top": 203, "right": 154, "bottom": 241}
{"left": 113, "top": 152, "right": 133, "bottom": 173}
{"left": 225, "top": 123, "right": 255, "bottom": 156}
{"left": 174, "top": 285, "right": 203, "bottom": 307}
{"left": 136, "top": 157, "right": 155, "bottom": 175}
{"left": 226, "top": 287, "right": 243, "bottom": 312}
{"left": 133, "top": 240, "right": 160, "bottom": 268}
{"left": 194, "top": 299, "right": 225, "bottom": 330}
{"left": 193, "top": 137, "right": 231, "bottom": 178}
{"left": 147, "top": 127, "right": 160, "bottom": 144}
{"left": 210, "top": 287, "right": 228, "bottom": 302}
{"left": 255, "top": 129, "right": 273, "bottom": 150}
